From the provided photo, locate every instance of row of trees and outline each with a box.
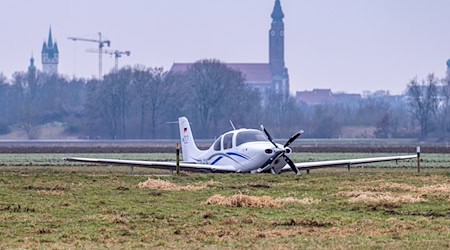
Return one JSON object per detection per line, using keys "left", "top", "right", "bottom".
{"left": 0, "top": 59, "right": 449, "bottom": 140}
{"left": 407, "top": 74, "right": 450, "bottom": 139}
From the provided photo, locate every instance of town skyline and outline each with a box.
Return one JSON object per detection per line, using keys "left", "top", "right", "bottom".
{"left": 1, "top": 0, "right": 450, "bottom": 94}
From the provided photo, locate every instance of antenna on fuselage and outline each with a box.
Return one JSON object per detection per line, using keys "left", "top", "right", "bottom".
{"left": 229, "top": 120, "right": 236, "bottom": 130}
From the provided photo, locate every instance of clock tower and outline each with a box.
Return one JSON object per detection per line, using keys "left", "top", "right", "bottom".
{"left": 41, "top": 28, "right": 59, "bottom": 75}
{"left": 269, "top": 0, "right": 289, "bottom": 98}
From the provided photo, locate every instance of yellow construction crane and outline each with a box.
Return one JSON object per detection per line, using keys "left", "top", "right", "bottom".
{"left": 68, "top": 32, "right": 111, "bottom": 78}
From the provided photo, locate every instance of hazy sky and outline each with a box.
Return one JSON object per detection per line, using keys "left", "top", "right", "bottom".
{"left": 1, "top": 0, "right": 450, "bottom": 94}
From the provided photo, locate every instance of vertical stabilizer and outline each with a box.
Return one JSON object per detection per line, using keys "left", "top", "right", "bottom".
{"left": 178, "top": 117, "right": 203, "bottom": 162}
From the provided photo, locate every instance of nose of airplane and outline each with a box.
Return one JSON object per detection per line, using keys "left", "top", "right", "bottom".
{"left": 264, "top": 147, "right": 285, "bottom": 155}
{"left": 285, "top": 147, "right": 291, "bottom": 155}
{"left": 274, "top": 147, "right": 286, "bottom": 153}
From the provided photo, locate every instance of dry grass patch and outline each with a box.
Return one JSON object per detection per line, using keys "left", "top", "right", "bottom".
{"left": 137, "top": 178, "right": 216, "bottom": 191}
{"left": 277, "top": 197, "right": 321, "bottom": 205}
{"left": 379, "top": 182, "right": 416, "bottom": 192}
{"left": 112, "top": 214, "right": 129, "bottom": 225}
{"left": 418, "top": 183, "right": 450, "bottom": 195}
{"left": 102, "top": 213, "right": 130, "bottom": 225}
{"left": 204, "top": 194, "right": 281, "bottom": 208}
{"left": 337, "top": 191, "right": 426, "bottom": 206}
{"left": 37, "top": 190, "right": 66, "bottom": 196}
{"left": 385, "top": 218, "right": 419, "bottom": 238}
{"left": 347, "top": 181, "right": 450, "bottom": 201}
{"left": 357, "top": 182, "right": 450, "bottom": 194}
{"left": 203, "top": 194, "right": 320, "bottom": 208}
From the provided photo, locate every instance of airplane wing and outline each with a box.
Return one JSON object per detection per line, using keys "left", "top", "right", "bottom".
{"left": 281, "top": 154, "right": 418, "bottom": 171}
{"left": 64, "top": 157, "right": 237, "bottom": 173}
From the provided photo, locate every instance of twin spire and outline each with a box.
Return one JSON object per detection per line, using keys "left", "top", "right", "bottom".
{"left": 271, "top": 0, "right": 284, "bottom": 21}
{"left": 47, "top": 27, "right": 53, "bottom": 47}
{"left": 42, "top": 27, "right": 58, "bottom": 54}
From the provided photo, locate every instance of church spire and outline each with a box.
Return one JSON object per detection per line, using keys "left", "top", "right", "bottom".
{"left": 271, "top": 0, "right": 284, "bottom": 21}
{"left": 42, "top": 27, "right": 59, "bottom": 75}
{"left": 48, "top": 27, "right": 53, "bottom": 47}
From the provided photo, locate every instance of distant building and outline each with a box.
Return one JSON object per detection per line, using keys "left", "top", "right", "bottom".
{"left": 170, "top": 0, "right": 290, "bottom": 103}
{"left": 296, "top": 89, "right": 361, "bottom": 105}
{"left": 28, "top": 56, "right": 37, "bottom": 79}
{"left": 41, "top": 28, "right": 59, "bottom": 75}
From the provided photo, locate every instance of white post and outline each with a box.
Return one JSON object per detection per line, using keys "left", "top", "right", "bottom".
{"left": 416, "top": 146, "right": 421, "bottom": 173}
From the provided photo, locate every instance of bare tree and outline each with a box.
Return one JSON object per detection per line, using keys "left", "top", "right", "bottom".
{"left": 374, "top": 113, "right": 391, "bottom": 138}
{"left": 263, "top": 92, "right": 304, "bottom": 137}
{"left": 435, "top": 78, "right": 450, "bottom": 139}
{"left": 407, "top": 74, "right": 439, "bottom": 138}
{"left": 0, "top": 74, "right": 10, "bottom": 123}
{"left": 91, "top": 68, "right": 132, "bottom": 139}
{"left": 147, "top": 69, "right": 178, "bottom": 139}
{"left": 132, "top": 66, "right": 178, "bottom": 139}
{"left": 184, "top": 59, "right": 246, "bottom": 138}
{"left": 131, "top": 66, "right": 153, "bottom": 138}
{"left": 11, "top": 72, "right": 41, "bottom": 139}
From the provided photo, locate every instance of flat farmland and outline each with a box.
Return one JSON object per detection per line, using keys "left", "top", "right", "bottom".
{"left": 0, "top": 152, "right": 449, "bottom": 249}
{"left": 1, "top": 139, "right": 450, "bottom": 154}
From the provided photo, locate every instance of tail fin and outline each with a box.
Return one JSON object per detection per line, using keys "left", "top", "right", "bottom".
{"left": 178, "top": 117, "right": 203, "bottom": 162}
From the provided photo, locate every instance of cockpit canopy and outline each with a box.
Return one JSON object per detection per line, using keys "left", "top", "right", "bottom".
{"left": 236, "top": 130, "right": 267, "bottom": 146}
{"left": 212, "top": 130, "right": 268, "bottom": 151}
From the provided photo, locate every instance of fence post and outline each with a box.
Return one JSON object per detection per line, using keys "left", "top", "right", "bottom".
{"left": 417, "top": 146, "right": 421, "bottom": 173}
{"left": 176, "top": 143, "right": 180, "bottom": 175}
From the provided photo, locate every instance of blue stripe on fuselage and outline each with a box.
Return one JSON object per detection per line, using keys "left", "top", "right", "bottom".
{"left": 211, "top": 156, "right": 223, "bottom": 165}
{"left": 226, "top": 152, "right": 250, "bottom": 160}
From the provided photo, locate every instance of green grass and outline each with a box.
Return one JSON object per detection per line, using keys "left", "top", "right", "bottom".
{"left": 0, "top": 152, "right": 446, "bottom": 169}
{"left": 0, "top": 153, "right": 449, "bottom": 249}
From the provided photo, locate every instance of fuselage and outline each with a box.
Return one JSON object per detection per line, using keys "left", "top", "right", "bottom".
{"left": 190, "top": 129, "right": 291, "bottom": 173}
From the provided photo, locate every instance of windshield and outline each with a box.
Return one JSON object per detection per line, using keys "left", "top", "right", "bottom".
{"left": 236, "top": 130, "right": 267, "bottom": 146}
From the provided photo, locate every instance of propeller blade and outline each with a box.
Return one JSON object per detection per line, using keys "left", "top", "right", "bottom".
{"left": 261, "top": 125, "right": 278, "bottom": 148}
{"left": 257, "top": 151, "right": 284, "bottom": 173}
{"left": 284, "top": 130, "right": 304, "bottom": 148}
{"left": 282, "top": 155, "right": 300, "bottom": 175}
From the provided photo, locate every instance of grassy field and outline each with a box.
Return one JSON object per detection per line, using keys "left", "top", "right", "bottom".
{"left": 0, "top": 153, "right": 449, "bottom": 249}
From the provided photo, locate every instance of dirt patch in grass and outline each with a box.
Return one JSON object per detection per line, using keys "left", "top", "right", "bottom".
{"left": 111, "top": 213, "right": 130, "bottom": 225}
{"left": 24, "top": 184, "right": 66, "bottom": 191}
{"left": 248, "top": 183, "right": 271, "bottom": 189}
{"left": 36, "top": 228, "right": 52, "bottom": 234}
{"left": 273, "top": 218, "right": 334, "bottom": 228}
{"left": 0, "top": 204, "right": 35, "bottom": 213}
{"left": 137, "top": 178, "right": 216, "bottom": 191}
{"left": 385, "top": 209, "right": 450, "bottom": 217}
{"left": 203, "top": 194, "right": 320, "bottom": 208}
{"left": 385, "top": 218, "right": 419, "bottom": 238}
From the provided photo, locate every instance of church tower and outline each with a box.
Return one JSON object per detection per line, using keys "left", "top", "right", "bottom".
{"left": 269, "top": 0, "right": 290, "bottom": 98}
{"left": 41, "top": 28, "right": 59, "bottom": 75}
{"left": 28, "top": 55, "right": 37, "bottom": 82}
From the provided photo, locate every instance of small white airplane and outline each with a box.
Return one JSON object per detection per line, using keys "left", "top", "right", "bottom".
{"left": 65, "top": 117, "right": 418, "bottom": 175}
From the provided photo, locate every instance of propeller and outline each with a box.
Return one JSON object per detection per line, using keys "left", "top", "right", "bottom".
{"left": 260, "top": 125, "right": 304, "bottom": 175}
{"left": 284, "top": 130, "right": 304, "bottom": 148}
{"left": 282, "top": 154, "right": 299, "bottom": 175}
{"left": 261, "top": 125, "right": 278, "bottom": 149}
